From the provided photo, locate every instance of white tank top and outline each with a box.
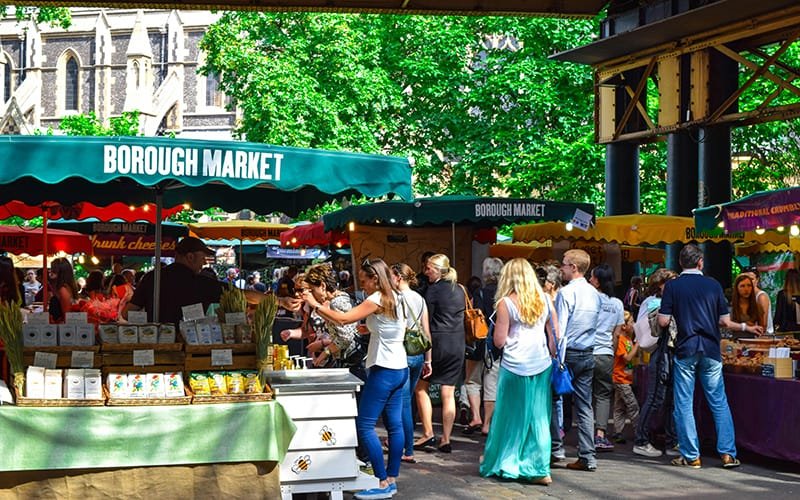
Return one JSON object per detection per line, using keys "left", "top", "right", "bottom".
{"left": 500, "top": 296, "right": 551, "bottom": 377}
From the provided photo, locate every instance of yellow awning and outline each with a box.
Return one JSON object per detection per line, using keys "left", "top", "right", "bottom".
{"left": 187, "top": 220, "right": 290, "bottom": 241}
{"left": 490, "top": 242, "right": 665, "bottom": 263}
{"left": 513, "top": 214, "right": 790, "bottom": 246}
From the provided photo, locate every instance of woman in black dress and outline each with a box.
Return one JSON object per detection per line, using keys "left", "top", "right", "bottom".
{"left": 414, "top": 254, "right": 465, "bottom": 453}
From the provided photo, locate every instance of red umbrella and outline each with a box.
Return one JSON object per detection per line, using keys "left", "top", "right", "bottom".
{"left": 0, "top": 200, "right": 186, "bottom": 223}
{"left": 0, "top": 225, "right": 91, "bottom": 255}
{"left": 280, "top": 221, "right": 349, "bottom": 248}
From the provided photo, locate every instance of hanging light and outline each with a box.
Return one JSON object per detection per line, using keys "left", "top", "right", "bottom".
{"left": 348, "top": 222, "right": 355, "bottom": 232}
{"left": 791, "top": 225, "right": 800, "bottom": 236}
{"left": 90, "top": 256, "right": 100, "bottom": 265}
{"left": 142, "top": 205, "right": 150, "bottom": 212}
{"left": 565, "top": 222, "right": 574, "bottom": 231}
{"left": 755, "top": 227, "right": 765, "bottom": 235}
{"left": 78, "top": 255, "right": 86, "bottom": 264}
{"left": 717, "top": 221, "right": 725, "bottom": 229}
{"left": 300, "top": 247, "right": 307, "bottom": 256}
{"left": 405, "top": 219, "right": 413, "bottom": 225}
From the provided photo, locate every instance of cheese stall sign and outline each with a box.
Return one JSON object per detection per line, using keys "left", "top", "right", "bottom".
{"left": 474, "top": 202, "right": 546, "bottom": 219}
{"left": 103, "top": 145, "right": 283, "bottom": 181}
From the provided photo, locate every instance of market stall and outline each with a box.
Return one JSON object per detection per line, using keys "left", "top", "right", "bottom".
{"left": 0, "top": 134, "right": 412, "bottom": 493}
{"left": 322, "top": 195, "right": 594, "bottom": 281}
{"left": 280, "top": 220, "right": 349, "bottom": 249}
{"left": 49, "top": 218, "right": 188, "bottom": 258}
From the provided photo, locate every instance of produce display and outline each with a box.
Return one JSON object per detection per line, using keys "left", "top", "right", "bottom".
{"left": 107, "top": 372, "right": 186, "bottom": 399}
{"left": 99, "top": 323, "right": 176, "bottom": 344}
{"left": 722, "top": 337, "right": 800, "bottom": 378}
{"left": 189, "top": 371, "right": 265, "bottom": 396}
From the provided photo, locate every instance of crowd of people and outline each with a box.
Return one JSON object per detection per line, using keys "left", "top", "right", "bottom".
{"left": 3, "top": 236, "right": 793, "bottom": 498}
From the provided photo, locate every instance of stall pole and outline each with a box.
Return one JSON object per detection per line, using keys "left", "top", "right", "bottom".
{"left": 41, "top": 209, "right": 48, "bottom": 311}
{"left": 451, "top": 223, "right": 456, "bottom": 267}
{"left": 239, "top": 239, "right": 244, "bottom": 272}
{"left": 153, "top": 190, "right": 163, "bottom": 323}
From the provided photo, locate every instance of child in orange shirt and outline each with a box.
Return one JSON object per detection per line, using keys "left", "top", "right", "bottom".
{"left": 611, "top": 311, "right": 640, "bottom": 444}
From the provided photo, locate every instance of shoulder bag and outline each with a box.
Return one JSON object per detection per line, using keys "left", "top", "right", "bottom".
{"left": 401, "top": 295, "right": 431, "bottom": 356}
{"left": 482, "top": 311, "right": 502, "bottom": 369}
{"left": 547, "top": 298, "right": 573, "bottom": 395}
{"left": 461, "top": 285, "right": 489, "bottom": 344}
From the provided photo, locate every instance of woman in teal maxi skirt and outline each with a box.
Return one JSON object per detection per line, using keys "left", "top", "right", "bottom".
{"left": 479, "top": 258, "right": 557, "bottom": 484}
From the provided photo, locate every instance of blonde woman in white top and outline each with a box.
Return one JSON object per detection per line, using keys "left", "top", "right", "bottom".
{"left": 479, "top": 258, "right": 558, "bottom": 486}
{"left": 303, "top": 258, "right": 407, "bottom": 500}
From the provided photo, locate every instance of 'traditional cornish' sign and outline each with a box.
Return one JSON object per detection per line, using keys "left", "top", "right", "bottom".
{"left": 694, "top": 187, "right": 800, "bottom": 233}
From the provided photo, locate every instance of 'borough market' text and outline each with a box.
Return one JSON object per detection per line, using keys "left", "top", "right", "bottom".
{"left": 103, "top": 145, "right": 283, "bottom": 180}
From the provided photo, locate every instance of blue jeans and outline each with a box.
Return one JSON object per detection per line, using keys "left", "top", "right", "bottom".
{"left": 402, "top": 354, "right": 425, "bottom": 456}
{"left": 552, "top": 349, "right": 596, "bottom": 466}
{"left": 673, "top": 353, "right": 736, "bottom": 460}
{"left": 357, "top": 365, "right": 408, "bottom": 480}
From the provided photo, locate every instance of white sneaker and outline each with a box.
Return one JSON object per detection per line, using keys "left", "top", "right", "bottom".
{"left": 633, "top": 443, "right": 663, "bottom": 457}
{"left": 665, "top": 445, "right": 681, "bottom": 457}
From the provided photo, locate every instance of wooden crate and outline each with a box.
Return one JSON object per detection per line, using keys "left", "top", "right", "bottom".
{"left": 183, "top": 343, "right": 257, "bottom": 372}
{"left": 23, "top": 345, "right": 102, "bottom": 369}
{"left": 100, "top": 342, "right": 185, "bottom": 375}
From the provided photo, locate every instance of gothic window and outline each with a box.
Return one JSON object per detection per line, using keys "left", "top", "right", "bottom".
{"left": 133, "top": 61, "right": 140, "bottom": 88}
{"left": 206, "top": 71, "right": 226, "bottom": 107}
{"left": 65, "top": 57, "right": 79, "bottom": 111}
{"left": 1, "top": 54, "right": 11, "bottom": 104}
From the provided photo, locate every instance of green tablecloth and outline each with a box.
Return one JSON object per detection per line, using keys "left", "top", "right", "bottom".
{"left": 0, "top": 401, "right": 296, "bottom": 471}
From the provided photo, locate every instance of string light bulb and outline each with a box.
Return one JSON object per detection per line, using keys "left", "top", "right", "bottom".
{"left": 755, "top": 227, "right": 765, "bottom": 235}
{"left": 565, "top": 222, "right": 574, "bottom": 231}
{"left": 791, "top": 225, "right": 800, "bottom": 236}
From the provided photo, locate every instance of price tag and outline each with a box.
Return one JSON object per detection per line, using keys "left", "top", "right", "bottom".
{"left": 33, "top": 352, "right": 58, "bottom": 369}
{"left": 133, "top": 349, "right": 155, "bottom": 367}
{"left": 127, "top": 311, "right": 148, "bottom": 324}
{"left": 27, "top": 312, "right": 50, "bottom": 325}
{"left": 182, "top": 303, "right": 205, "bottom": 321}
{"left": 211, "top": 349, "right": 233, "bottom": 367}
{"left": 225, "top": 312, "right": 247, "bottom": 325}
{"left": 571, "top": 208, "right": 593, "bottom": 232}
{"left": 71, "top": 351, "right": 95, "bottom": 368}
{"left": 65, "top": 312, "right": 88, "bottom": 324}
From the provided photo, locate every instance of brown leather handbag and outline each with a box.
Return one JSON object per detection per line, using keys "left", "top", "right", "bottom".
{"left": 460, "top": 285, "right": 488, "bottom": 344}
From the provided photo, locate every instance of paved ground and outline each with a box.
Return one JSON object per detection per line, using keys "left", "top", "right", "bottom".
{"left": 334, "top": 420, "right": 800, "bottom": 500}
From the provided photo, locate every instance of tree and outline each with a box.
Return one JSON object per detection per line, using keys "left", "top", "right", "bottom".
{"left": 58, "top": 111, "right": 141, "bottom": 136}
{"left": 201, "top": 12, "right": 614, "bottom": 210}
{"left": 0, "top": 6, "right": 71, "bottom": 29}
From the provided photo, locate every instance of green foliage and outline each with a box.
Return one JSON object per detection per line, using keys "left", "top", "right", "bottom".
{"left": 200, "top": 13, "right": 607, "bottom": 210}
{"left": 1, "top": 6, "right": 72, "bottom": 29}
{"left": 58, "top": 111, "right": 142, "bottom": 136}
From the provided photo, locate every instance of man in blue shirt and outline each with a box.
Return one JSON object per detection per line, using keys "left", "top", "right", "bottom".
{"left": 554, "top": 249, "right": 601, "bottom": 471}
{"left": 658, "top": 244, "right": 761, "bottom": 469}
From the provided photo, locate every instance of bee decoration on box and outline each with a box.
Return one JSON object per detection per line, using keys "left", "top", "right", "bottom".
{"left": 319, "top": 426, "right": 337, "bottom": 446}
{"left": 291, "top": 455, "right": 312, "bottom": 474}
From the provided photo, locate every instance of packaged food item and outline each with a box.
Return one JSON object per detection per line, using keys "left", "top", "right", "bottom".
{"left": 243, "top": 371, "right": 263, "bottom": 394}
{"left": 76, "top": 324, "right": 95, "bottom": 346}
{"left": 222, "top": 324, "right": 237, "bottom": 344}
{"left": 58, "top": 324, "right": 77, "bottom": 346}
{"left": 148, "top": 373, "right": 166, "bottom": 398}
{"left": 44, "top": 369, "right": 63, "bottom": 399}
{"left": 23, "top": 324, "right": 41, "bottom": 347}
{"left": 159, "top": 324, "right": 176, "bottom": 344}
{"left": 197, "top": 322, "right": 213, "bottom": 345}
{"left": 118, "top": 325, "right": 139, "bottom": 344}
{"left": 165, "top": 372, "right": 185, "bottom": 398}
{"left": 128, "top": 373, "right": 147, "bottom": 398}
{"left": 189, "top": 372, "right": 211, "bottom": 396}
{"left": 64, "top": 369, "right": 85, "bottom": 399}
{"left": 180, "top": 321, "right": 198, "bottom": 344}
{"left": 107, "top": 373, "right": 130, "bottom": 398}
{"left": 209, "top": 372, "right": 228, "bottom": 395}
{"left": 99, "top": 324, "right": 119, "bottom": 343}
{"left": 210, "top": 322, "right": 224, "bottom": 344}
{"left": 39, "top": 324, "right": 58, "bottom": 346}
{"left": 139, "top": 324, "right": 158, "bottom": 344}
{"left": 237, "top": 324, "right": 253, "bottom": 343}
{"left": 226, "top": 371, "right": 245, "bottom": 394}
{"left": 26, "top": 365, "right": 45, "bottom": 398}
{"left": 84, "top": 369, "right": 103, "bottom": 399}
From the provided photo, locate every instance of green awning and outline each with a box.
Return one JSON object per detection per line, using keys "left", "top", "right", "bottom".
{"left": 48, "top": 218, "right": 189, "bottom": 238}
{"left": 323, "top": 196, "right": 595, "bottom": 231}
{"left": 0, "top": 135, "right": 412, "bottom": 216}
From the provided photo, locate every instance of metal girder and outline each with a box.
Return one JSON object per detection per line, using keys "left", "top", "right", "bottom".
{"left": 595, "top": 8, "right": 800, "bottom": 144}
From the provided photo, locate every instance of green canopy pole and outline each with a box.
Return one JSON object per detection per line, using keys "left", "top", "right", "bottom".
{"left": 41, "top": 209, "right": 48, "bottom": 312}
{"left": 451, "top": 222, "right": 456, "bottom": 270}
{"left": 239, "top": 240, "right": 244, "bottom": 274}
{"left": 153, "top": 190, "right": 163, "bottom": 323}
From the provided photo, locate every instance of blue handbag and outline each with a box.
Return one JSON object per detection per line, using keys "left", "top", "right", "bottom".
{"left": 547, "top": 299, "right": 573, "bottom": 395}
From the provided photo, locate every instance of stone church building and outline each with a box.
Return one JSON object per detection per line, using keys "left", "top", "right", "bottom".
{"left": 0, "top": 8, "right": 237, "bottom": 138}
